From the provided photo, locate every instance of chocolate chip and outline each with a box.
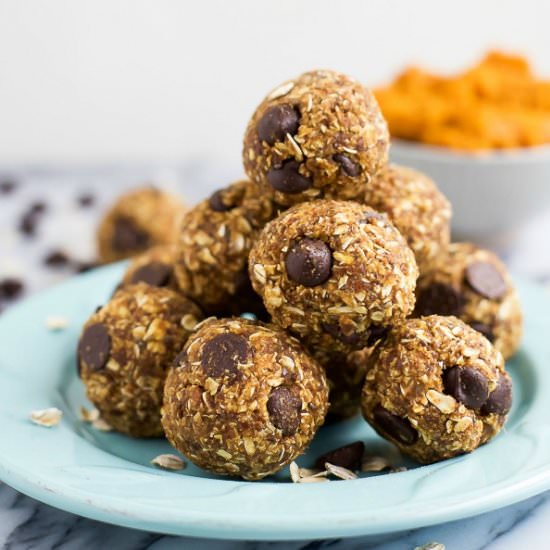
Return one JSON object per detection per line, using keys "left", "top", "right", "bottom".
{"left": 257, "top": 104, "right": 300, "bottom": 145}
{"left": 77, "top": 193, "right": 95, "bottom": 207}
{"left": 209, "top": 188, "right": 241, "bottom": 212}
{"left": 130, "top": 261, "right": 172, "bottom": 287}
{"left": 267, "top": 160, "right": 312, "bottom": 194}
{"left": 0, "top": 180, "right": 17, "bottom": 194}
{"left": 285, "top": 238, "right": 332, "bottom": 287}
{"left": 44, "top": 250, "right": 70, "bottom": 268}
{"left": 469, "top": 321, "right": 495, "bottom": 342}
{"left": 0, "top": 278, "right": 24, "bottom": 300}
{"left": 30, "top": 201, "right": 47, "bottom": 214}
{"left": 415, "top": 282, "right": 464, "bottom": 317}
{"left": 333, "top": 153, "right": 361, "bottom": 177}
{"left": 314, "top": 441, "right": 364, "bottom": 470}
{"left": 18, "top": 212, "right": 38, "bottom": 236}
{"left": 267, "top": 386, "right": 302, "bottom": 436}
{"left": 201, "top": 333, "right": 248, "bottom": 379}
{"left": 78, "top": 323, "right": 111, "bottom": 371}
{"left": 465, "top": 262, "right": 507, "bottom": 300}
{"left": 112, "top": 217, "right": 150, "bottom": 252}
{"left": 443, "top": 366, "right": 489, "bottom": 409}
{"left": 75, "top": 261, "right": 98, "bottom": 273}
{"left": 373, "top": 405, "right": 418, "bottom": 445}
{"left": 481, "top": 373, "right": 512, "bottom": 415}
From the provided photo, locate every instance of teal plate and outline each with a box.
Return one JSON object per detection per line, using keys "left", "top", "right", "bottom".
{"left": 0, "top": 263, "right": 549, "bottom": 541}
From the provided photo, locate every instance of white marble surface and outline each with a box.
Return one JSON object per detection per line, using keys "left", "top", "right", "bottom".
{"left": 1, "top": 165, "right": 550, "bottom": 550}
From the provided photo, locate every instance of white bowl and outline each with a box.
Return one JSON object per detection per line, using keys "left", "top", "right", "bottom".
{"left": 390, "top": 140, "right": 550, "bottom": 246}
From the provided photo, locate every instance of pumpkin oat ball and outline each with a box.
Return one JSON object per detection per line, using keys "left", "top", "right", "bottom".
{"left": 162, "top": 317, "right": 329, "bottom": 480}
{"left": 415, "top": 242, "right": 523, "bottom": 359}
{"left": 363, "top": 164, "right": 452, "bottom": 273}
{"left": 173, "top": 179, "right": 278, "bottom": 316}
{"left": 77, "top": 284, "right": 203, "bottom": 437}
{"left": 243, "top": 70, "right": 389, "bottom": 207}
{"left": 362, "top": 315, "right": 512, "bottom": 464}
{"left": 249, "top": 199, "right": 418, "bottom": 357}
{"left": 97, "top": 187, "right": 186, "bottom": 263}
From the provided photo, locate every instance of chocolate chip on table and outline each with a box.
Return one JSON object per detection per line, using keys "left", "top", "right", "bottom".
{"left": 469, "top": 321, "right": 495, "bottom": 342}
{"left": 415, "top": 282, "right": 464, "bottom": 317}
{"left": 44, "top": 250, "right": 70, "bottom": 268}
{"left": 75, "top": 261, "right": 98, "bottom": 273}
{"left": 18, "top": 212, "right": 38, "bottom": 236}
{"left": 30, "top": 201, "right": 47, "bottom": 214}
{"left": 209, "top": 189, "right": 239, "bottom": 212}
{"left": 267, "top": 160, "right": 312, "bottom": 194}
{"left": 465, "top": 261, "right": 507, "bottom": 300}
{"left": 373, "top": 405, "right": 418, "bottom": 445}
{"left": 257, "top": 104, "right": 300, "bottom": 145}
{"left": 201, "top": 333, "right": 249, "bottom": 379}
{"left": 285, "top": 238, "right": 332, "bottom": 287}
{"left": 443, "top": 366, "right": 489, "bottom": 409}
{"left": 480, "top": 373, "right": 512, "bottom": 415}
{"left": 315, "top": 441, "right": 365, "bottom": 470}
{"left": 78, "top": 323, "right": 111, "bottom": 371}
{"left": 267, "top": 386, "right": 302, "bottom": 436}
{"left": 0, "top": 278, "right": 24, "bottom": 300}
{"left": 333, "top": 153, "right": 361, "bottom": 177}
{"left": 130, "top": 261, "right": 172, "bottom": 287}
{"left": 0, "top": 179, "right": 17, "bottom": 194}
{"left": 112, "top": 217, "right": 150, "bottom": 252}
{"left": 77, "top": 193, "right": 95, "bottom": 207}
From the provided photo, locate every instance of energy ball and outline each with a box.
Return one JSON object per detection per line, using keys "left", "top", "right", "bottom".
{"left": 415, "top": 243, "right": 522, "bottom": 359}
{"left": 249, "top": 200, "right": 418, "bottom": 356}
{"left": 119, "top": 245, "right": 178, "bottom": 290}
{"left": 162, "top": 317, "right": 329, "bottom": 480}
{"left": 77, "top": 284, "right": 203, "bottom": 437}
{"left": 97, "top": 187, "right": 185, "bottom": 263}
{"left": 243, "top": 70, "right": 389, "bottom": 206}
{"left": 174, "top": 179, "right": 277, "bottom": 315}
{"left": 363, "top": 164, "right": 452, "bottom": 273}
{"left": 362, "top": 315, "right": 512, "bottom": 463}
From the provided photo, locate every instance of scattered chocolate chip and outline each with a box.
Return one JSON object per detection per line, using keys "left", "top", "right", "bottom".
{"left": 333, "top": 153, "right": 361, "bottom": 177}
{"left": 315, "top": 441, "right": 365, "bottom": 470}
{"left": 75, "top": 261, "right": 98, "bottom": 273}
{"left": 30, "top": 201, "right": 47, "bottom": 214}
{"left": 465, "top": 261, "right": 507, "bottom": 300}
{"left": 18, "top": 212, "right": 38, "bottom": 236}
{"left": 257, "top": 104, "right": 300, "bottom": 145}
{"left": 481, "top": 373, "right": 512, "bottom": 415}
{"left": 112, "top": 217, "right": 150, "bottom": 252}
{"left": 443, "top": 366, "right": 489, "bottom": 409}
{"left": 0, "top": 179, "right": 16, "bottom": 194}
{"left": 415, "top": 282, "right": 464, "bottom": 317}
{"left": 0, "top": 278, "right": 24, "bottom": 300}
{"left": 267, "top": 386, "right": 302, "bottom": 436}
{"left": 469, "top": 321, "right": 495, "bottom": 342}
{"left": 285, "top": 238, "right": 332, "bottom": 287}
{"left": 322, "top": 321, "right": 360, "bottom": 345}
{"left": 201, "top": 333, "right": 248, "bottom": 379}
{"left": 372, "top": 405, "right": 418, "bottom": 445}
{"left": 209, "top": 188, "right": 240, "bottom": 212}
{"left": 267, "top": 160, "right": 312, "bottom": 194}
{"left": 78, "top": 323, "right": 111, "bottom": 371}
{"left": 130, "top": 261, "right": 172, "bottom": 287}
{"left": 44, "top": 250, "right": 70, "bottom": 268}
{"left": 367, "top": 325, "right": 390, "bottom": 347}
{"left": 77, "top": 193, "right": 95, "bottom": 207}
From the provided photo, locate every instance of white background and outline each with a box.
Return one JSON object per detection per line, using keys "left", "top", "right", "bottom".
{"left": 1, "top": 0, "right": 549, "bottom": 171}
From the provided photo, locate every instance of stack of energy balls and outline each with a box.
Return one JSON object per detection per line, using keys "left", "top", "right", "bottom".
{"left": 78, "top": 70, "right": 522, "bottom": 480}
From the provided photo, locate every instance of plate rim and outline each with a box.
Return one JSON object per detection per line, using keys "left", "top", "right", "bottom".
{"left": 0, "top": 264, "right": 549, "bottom": 541}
